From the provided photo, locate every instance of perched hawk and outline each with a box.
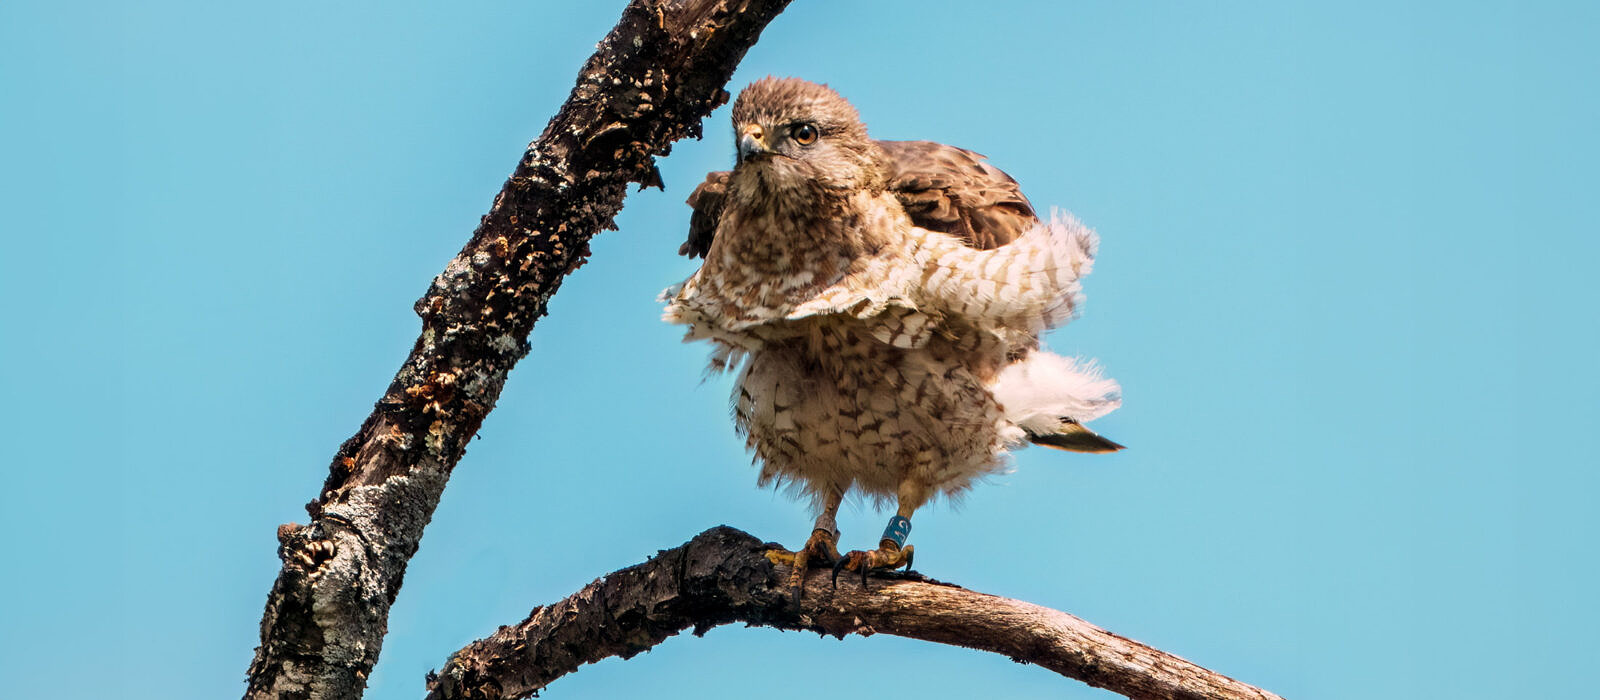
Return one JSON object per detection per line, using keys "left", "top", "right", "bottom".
{"left": 662, "top": 77, "right": 1122, "bottom": 589}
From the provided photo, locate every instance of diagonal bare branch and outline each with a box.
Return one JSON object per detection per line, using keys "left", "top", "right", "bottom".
{"left": 427, "top": 526, "right": 1286, "bottom": 700}
{"left": 244, "top": 3, "right": 792, "bottom": 697}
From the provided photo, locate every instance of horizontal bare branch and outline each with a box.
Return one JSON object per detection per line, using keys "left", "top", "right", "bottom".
{"left": 426, "top": 526, "right": 1285, "bottom": 700}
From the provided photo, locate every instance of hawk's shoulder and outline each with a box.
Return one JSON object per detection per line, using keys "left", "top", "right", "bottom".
{"left": 877, "top": 139, "right": 1037, "bottom": 251}
{"left": 677, "top": 140, "right": 1037, "bottom": 259}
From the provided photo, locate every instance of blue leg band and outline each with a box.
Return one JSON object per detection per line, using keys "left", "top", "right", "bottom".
{"left": 881, "top": 515, "right": 912, "bottom": 548}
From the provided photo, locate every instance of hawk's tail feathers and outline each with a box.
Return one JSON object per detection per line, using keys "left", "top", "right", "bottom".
{"left": 993, "top": 350, "right": 1123, "bottom": 454}
{"left": 1027, "top": 419, "right": 1126, "bottom": 453}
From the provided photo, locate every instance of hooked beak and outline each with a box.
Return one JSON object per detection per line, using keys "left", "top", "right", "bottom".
{"left": 737, "top": 123, "right": 772, "bottom": 161}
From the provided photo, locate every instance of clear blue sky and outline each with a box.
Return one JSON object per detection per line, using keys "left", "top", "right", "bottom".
{"left": 2, "top": 1, "right": 1595, "bottom": 698}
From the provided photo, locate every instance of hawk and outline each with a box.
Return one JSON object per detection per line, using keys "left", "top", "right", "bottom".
{"left": 662, "top": 77, "right": 1122, "bottom": 590}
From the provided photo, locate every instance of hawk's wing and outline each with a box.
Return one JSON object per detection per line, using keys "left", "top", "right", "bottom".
{"left": 876, "top": 139, "right": 1037, "bottom": 251}
{"left": 677, "top": 170, "right": 731, "bottom": 259}
{"left": 677, "top": 140, "right": 1036, "bottom": 258}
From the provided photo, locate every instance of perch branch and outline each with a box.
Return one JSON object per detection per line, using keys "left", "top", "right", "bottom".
{"left": 244, "top": 2, "right": 792, "bottom": 697}
{"left": 426, "top": 527, "right": 1286, "bottom": 700}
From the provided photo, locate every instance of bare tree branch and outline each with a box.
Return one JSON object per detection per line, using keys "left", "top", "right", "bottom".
{"left": 244, "top": 2, "right": 792, "bottom": 697}
{"left": 426, "top": 527, "right": 1286, "bottom": 700}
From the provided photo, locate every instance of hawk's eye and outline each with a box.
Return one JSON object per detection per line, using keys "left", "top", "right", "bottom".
{"left": 791, "top": 123, "right": 819, "bottom": 145}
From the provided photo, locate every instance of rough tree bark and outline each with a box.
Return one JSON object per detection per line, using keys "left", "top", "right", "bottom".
{"left": 244, "top": 2, "right": 793, "bottom": 697}
{"left": 426, "top": 527, "right": 1285, "bottom": 700}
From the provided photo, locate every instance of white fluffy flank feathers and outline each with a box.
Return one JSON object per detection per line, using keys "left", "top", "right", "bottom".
{"left": 991, "top": 351, "right": 1122, "bottom": 434}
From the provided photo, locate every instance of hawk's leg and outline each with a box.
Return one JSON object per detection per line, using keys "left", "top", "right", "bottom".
{"left": 786, "top": 489, "right": 844, "bottom": 606}
{"left": 833, "top": 481, "right": 924, "bottom": 588}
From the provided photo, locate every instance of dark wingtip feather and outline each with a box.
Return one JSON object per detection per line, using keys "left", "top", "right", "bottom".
{"left": 1028, "top": 429, "right": 1126, "bottom": 454}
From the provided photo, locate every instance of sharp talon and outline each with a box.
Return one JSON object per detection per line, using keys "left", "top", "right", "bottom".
{"left": 904, "top": 549, "right": 914, "bottom": 572}
{"left": 831, "top": 555, "right": 849, "bottom": 587}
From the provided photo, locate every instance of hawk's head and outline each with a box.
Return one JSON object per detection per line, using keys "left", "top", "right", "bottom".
{"left": 729, "top": 77, "right": 889, "bottom": 194}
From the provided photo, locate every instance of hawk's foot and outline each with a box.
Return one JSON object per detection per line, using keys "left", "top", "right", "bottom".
{"left": 831, "top": 541, "right": 914, "bottom": 589}
{"left": 786, "top": 528, "right": 840, "bottom": 607}
{"left": 832, "top": 515, "right": 916, "bottom": 589}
